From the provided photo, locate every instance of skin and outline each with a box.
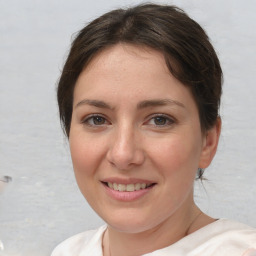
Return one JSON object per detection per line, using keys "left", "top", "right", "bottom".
{"left": 69, "top": 44, "right": 221, "bottom": 256}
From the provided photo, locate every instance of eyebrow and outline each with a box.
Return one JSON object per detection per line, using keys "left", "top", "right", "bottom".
{"left": 137, "top": 99, "right": 185, "bottom": 109}
{"left": 75, "top": 99, "right": 113, "bottom": 109}
{"left": 75, "top": 98, "right": 185, "bottom": 110}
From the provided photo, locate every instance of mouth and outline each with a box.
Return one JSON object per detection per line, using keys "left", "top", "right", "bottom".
{"left": 102, "top": 182, "right": 156, "bottom": 192}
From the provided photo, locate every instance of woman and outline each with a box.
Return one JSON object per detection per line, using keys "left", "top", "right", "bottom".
{"left": 52, "top": 3, "right": 256, "bottom": 256}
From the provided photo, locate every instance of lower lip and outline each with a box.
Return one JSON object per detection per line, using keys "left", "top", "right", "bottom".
{"left": 102, "top": 183, "right": 155, "bottom": 202}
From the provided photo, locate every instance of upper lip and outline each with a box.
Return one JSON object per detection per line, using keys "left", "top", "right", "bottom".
{"left": 101, "top": 177, "right": 156, "bottom": 185}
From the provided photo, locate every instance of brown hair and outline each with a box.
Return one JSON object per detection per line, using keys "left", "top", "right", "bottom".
{"left": 57, "top": 3, "right": 222, "bottom": 137}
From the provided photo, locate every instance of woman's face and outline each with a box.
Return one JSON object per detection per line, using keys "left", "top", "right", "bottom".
{"left": 69, "top": 44, "right": 217, "bottom": 233}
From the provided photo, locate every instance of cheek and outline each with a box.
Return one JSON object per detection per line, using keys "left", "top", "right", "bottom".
{"left": 69, "top": 134, "right": 104, "bottom": 185}
{"left": 148, "top": 136, "right": 201, "bottom": 207}
{"left": 69, "top": 137, "right": 103, "bottom": 206}
{"left": 147, "top": 133, "right": 202, "bottom": 178}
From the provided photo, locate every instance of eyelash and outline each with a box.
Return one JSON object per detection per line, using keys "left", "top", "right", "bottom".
{"left": 81, "top": 114, "right": 175, "bottom": 128}
{"left": 81, "top": 114, "right": 109, "bottom": 127}
{"left": 145, "top": 114, "right": 175, "bottom": 127}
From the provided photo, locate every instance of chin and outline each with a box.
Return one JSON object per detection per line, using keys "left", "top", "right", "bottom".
{"left": 100, "top": 208, "right": 167, "bottom": 234}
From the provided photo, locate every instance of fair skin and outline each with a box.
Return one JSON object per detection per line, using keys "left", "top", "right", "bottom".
{"left": 69, "top": 44, "right": 221, "bottom": 256}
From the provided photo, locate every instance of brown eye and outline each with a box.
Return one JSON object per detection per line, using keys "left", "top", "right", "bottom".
{"left": 91, "top": 116, "right": 106, "bottom": 125}
{"left": 153, "top": 116, "right": 168, "bottom": 125}
{"left": 145, "top": 114, "right": 175, "bottom": 127}
{"left": 82, "top": 115, "right": 109, "bottom": 126}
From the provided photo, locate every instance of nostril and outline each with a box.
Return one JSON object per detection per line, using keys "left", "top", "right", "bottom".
{"left": 107, "top": 143, "right": 145, "bottom": 170}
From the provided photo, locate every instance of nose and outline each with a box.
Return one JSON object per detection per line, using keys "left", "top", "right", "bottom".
{"left": 106, "top": 124, "right": 145, "bottom": 170}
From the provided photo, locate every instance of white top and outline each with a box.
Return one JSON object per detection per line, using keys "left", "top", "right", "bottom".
{"left": 51, "top": 219, "right": 256, "bottom": 256}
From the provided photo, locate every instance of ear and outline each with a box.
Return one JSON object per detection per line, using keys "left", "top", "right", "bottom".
{"left": 199, "top": 117, "right": 221, "bottom": 169}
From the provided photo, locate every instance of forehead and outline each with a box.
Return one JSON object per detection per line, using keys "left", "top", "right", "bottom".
{"left": 73, "top": 43, "right": 196, "bottom": 110}
{"left": 82, "top": 43, "right": 170, "bottom": 79}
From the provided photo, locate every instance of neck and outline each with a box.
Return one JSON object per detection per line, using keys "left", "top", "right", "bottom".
{"left": 102, "top": 199, "right": 213, "bottom": 256}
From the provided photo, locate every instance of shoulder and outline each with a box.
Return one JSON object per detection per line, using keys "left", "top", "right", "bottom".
{"left": 146, "top": 219, "right": 256, "bottom": 256}
{"left": 188, "top": 219, "right": 256, "bottom": 256}
{"left": 208, "top": 219, "right": 256, "bottom": 240}
{"left": 51, "top": 225, "right": 107, "bottom": 256}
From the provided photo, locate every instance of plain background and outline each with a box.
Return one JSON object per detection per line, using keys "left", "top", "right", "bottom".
{"left": 0, "top": 0, "right": 255, "bottom": 255}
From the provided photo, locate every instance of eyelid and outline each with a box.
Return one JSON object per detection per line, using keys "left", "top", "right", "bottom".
{"left": 144, "top": 113, "right": 176, "bottom": 126}
{"left": 81, "top": 114, "right": 111, "bottom": 126}
{"left": 80, "top": 113, "right": 175, "bottom": 127}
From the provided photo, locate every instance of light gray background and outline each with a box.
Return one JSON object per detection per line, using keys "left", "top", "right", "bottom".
{"left": 0, "top": 0, "right": 255, "bottom": 255}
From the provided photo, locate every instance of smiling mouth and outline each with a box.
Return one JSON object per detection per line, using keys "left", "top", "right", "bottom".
{"left": 103, "top": 182, "right": 155, "bottom": 192}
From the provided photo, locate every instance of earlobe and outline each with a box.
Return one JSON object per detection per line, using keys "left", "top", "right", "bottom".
{"left": 199, "top": 117, "right": 221, "bottom": 169}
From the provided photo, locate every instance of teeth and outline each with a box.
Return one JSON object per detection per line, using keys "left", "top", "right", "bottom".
{"left": 135, "top": 183, "right": 141, "bottom": 191}
{"left": 107, "top": 182, "right": 151, "bottom": 192}
{"left": 126, "top": 184, "right": 135, "bottom": 192}
{"left": 113, "top": 183, "right": 118, "bottom": 190}
{"left": 118, "top": 184, "right": 126, "bottom": 192}
{"left": 107, "top": 182, "right": 113, "bottom": 189}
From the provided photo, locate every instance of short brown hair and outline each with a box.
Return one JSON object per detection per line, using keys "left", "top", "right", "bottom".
{"left": 57, "top": 3, "right": 222, "bottom": 137}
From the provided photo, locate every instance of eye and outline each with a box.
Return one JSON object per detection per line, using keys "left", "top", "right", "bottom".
{"left": 82, "top": 115, "right": 109, "bottom": 126}
{"left": 146, "top": 114, "right": 175, "bottom": 127}
{"left": 153, "top": 116, "right": 168, "bottom": 125}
